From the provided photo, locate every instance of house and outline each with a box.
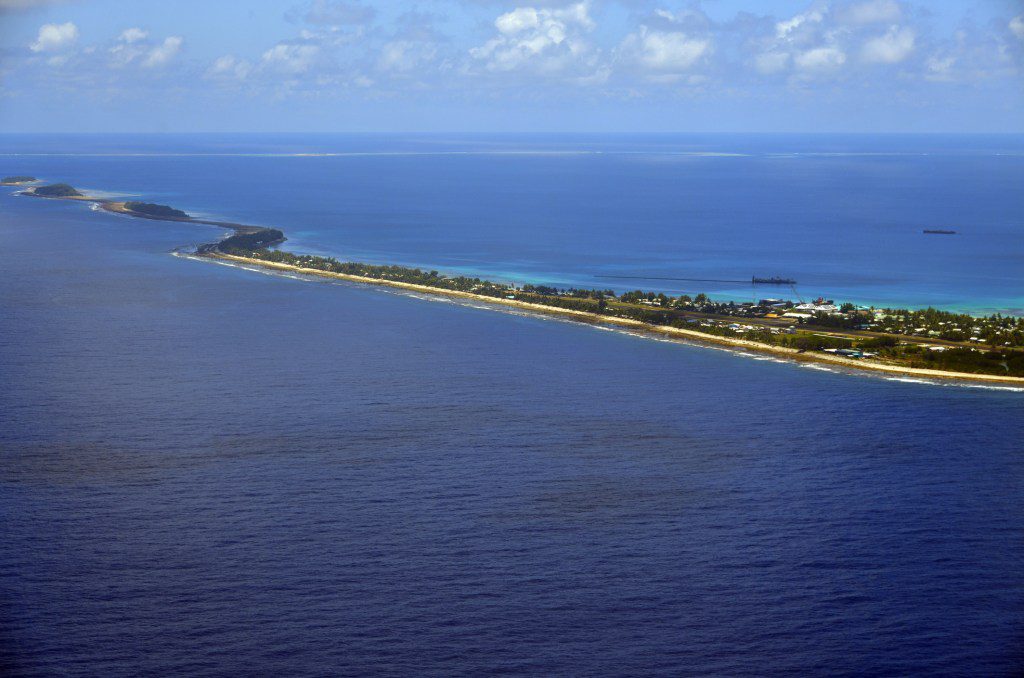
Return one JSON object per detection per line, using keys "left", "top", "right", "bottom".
{"left": 794, "top": 302, "right": 839, "bottom": 314}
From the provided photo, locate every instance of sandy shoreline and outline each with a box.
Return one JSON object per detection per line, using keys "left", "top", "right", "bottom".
{"left": 12, "top": 184, "right": 1023, "bottom": 387}
{"left": 20, "top": 190, "right": 270, "bottom": 234}
{"left": 206, "top": 252, "right": 1024, "bottom": 387}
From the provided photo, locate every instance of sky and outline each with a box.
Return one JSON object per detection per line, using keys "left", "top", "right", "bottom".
{"left": 0, "top": 0, "right": 1022, "bottom": 133}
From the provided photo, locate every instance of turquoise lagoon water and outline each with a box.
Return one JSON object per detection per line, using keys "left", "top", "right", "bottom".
{"left": 1, "top": 133, "right": 1022, "bottom": 313}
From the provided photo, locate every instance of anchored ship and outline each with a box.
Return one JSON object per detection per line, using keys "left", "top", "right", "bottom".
{"left": 752, "top": 276, "right": 797, "bottom": 285}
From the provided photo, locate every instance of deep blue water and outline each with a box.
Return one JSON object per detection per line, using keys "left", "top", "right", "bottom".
{"left": 1, "top": 135, "right": 1023, "bottom": 676}
{"left": 1, "top": 133, "right": 1022, "bottom": 313}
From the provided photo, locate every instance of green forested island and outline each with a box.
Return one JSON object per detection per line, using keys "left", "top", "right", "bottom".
{"left": 32, "top": 183, "right": 83, "bottom": 197}
{"left": 124, "top": 202, "right": 190, "bottom": 219}
{"left": 209, "top": 229, "right": 286, "bottom": 252}
{"left": 2, "top": 175, "right": 37, "bottom": 184}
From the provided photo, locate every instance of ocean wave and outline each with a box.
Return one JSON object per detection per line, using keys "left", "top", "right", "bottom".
{"left": 183, "top": 254, "right": 1022, "bottom": 393}
{"left": 800, "top": 364, "right": 837, "bottom": 372}
{"left": 958, "top": 383, "right": 1024, "bottom": 392}
{"left": 884, "top": 376, "right": 1024, "bottom": 392}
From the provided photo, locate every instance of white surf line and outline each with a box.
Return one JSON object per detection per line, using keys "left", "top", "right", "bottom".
{"left": 178, "top": 252, "right": 1024, "bottom": 392}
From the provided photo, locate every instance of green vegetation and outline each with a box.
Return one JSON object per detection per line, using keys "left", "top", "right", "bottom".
{"left": 211, "top": 229, "right": 286, "bottom": 253}
{"left": 225, "top": 247, "right": 521, "bottom": 300}
{"left": 124, "top": 201, "right": 189, "bottom": 219}
{"left": 893, "top": 345, "right": 1024, "bottom": 376}
{"left": 33, "top": 183, "right": 82, "bottom": 197}
{"left": 15, "top": 174, "right": 1022, "bottom": 380}
{"left": 212, "top": 244, "right": 1024, "bottom": 378}
{"left": 869, "top": 307, "right": 1024, "bottom": 346}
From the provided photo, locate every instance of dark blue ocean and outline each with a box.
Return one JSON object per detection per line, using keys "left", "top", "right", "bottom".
{"left": 1, "top": 133, "right": 1023, "bottom": 312}
{"left": 1, "top": 135, "right": 1023, "bottom": 676}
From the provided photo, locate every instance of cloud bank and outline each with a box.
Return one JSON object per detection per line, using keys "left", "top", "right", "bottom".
{"left": 2, "top": 0, "right": 1022, "bottom": 131}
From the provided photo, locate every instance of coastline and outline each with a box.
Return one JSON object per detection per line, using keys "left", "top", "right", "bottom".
{"left": 25, "top": 193, "right": 274, "bottom": 236}
{"left": 208, "top": 251, "right": 1024, "bottom": 386}
{"left": 13, "top": 184, "right": 1024, "bottom": 387}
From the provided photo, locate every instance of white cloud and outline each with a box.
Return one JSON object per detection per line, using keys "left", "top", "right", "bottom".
{"left": 861, "top": 26, "right": 915, "bottom": 64}
{"left": 13, "top": 0, "right": 1014, "bottom": 111}
{"left": 553, "top": 2, "right": 593, "bottom": 32}
{"left": 261, "top": 42, "right": 319, "bottom": 74}
{"left": 626, "top": 27, "right": 709, "bottom": 72}
{"left": 119, "top": 28, "right": 148, "bottom": 44}
{"left": 925, "top": 54, "right": 955, "bottom": 81}
{"left": 142, "top": 36, "right": 183, "bottom": 68}
{"left": 109, "top": 27, "right": 152, "bottom": 66}
{"left": 495, "top": 7, "right": 540, "bottom": 35}
{"left": 794, "top": 46, "right": 846, "bottom": 71}
{"left": 756, "top": 2, "right": 917, "bottom": 78}
{"left": 207, "top": 54, "right": 253, "bottom": 80}
{"left": 839, "top": 0, "right": 902, "bottom": 25}
{"left": 209, "top": 55, "right": 235, "bottom": 74}
{"left": 776, "top": 9, "right": 824, "bottom": 40}
{"left": 30, "top": 21, "right": 78, "bottom": 52}
{"left": 1010, "top": 15, "right": 1024, "bottom": 40}
{"left": 470, "top": 2, "right": 595, "bottom": 73}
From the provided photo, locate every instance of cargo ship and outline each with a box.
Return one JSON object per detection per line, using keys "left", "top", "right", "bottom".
{"left": 923, "top": 229, "right": 957, "bottom": 235}
{"left": 752, "top": 276, "right": 796, "bottom": 285}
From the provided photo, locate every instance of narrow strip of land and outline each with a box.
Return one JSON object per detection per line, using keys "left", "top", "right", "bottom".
{"left": 207, "top": 252, "right": 1024, "bottom": 385}
{"left": 13, "top": 182, "right": 1024, "bottom": 386}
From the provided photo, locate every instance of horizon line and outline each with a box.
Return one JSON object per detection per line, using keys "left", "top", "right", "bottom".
{"left": 2, "top": 130, "right": 1024, "bottom": 136}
